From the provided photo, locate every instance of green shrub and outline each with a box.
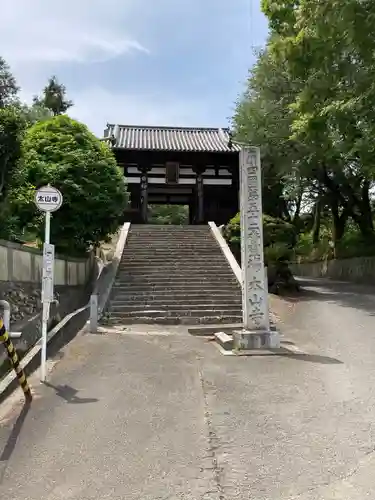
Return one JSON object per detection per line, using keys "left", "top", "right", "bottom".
{"left": 295, "top": 226, "right": 375, "bottom": 262}
{"left": 8, "top": 115, "right": 129, "bottom": 254}
{"left": 224, "top": 212, "right": 296, "bottom": 264}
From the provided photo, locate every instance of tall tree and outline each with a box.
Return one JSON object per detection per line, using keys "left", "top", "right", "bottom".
{"left": 33, "top": 76, "right": 73, "bottom": 116}
{"left": 0, "top": 59, "right": 25, "bottom": 201}
{"left": 262, "top": 0, "right": 375, "bottom": 239}
{"left": 233, "top": 44, "right": 308, "bottom": 222}
{"left": 0, "top": 57, "right": 19, "bottom": 108}
{"left": 0, "top": 106, "right": 26, "bottom": 200}
{"left": 10, "top": 115, "right": 128, "bottom": 254}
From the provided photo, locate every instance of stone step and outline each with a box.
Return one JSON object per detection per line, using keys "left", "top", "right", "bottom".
{"left": 120, "top": 262, "right": 227, "bottom": 268}
{"left": 112, "top": 290, "right": 240, "bottom": 296}
{"left": 122, "top": 253, "right": 219, "bottom": 259}
{"left": 119, "top": 261, "right": 230, "bottom": 267}
{"left": 117, "top": 268, "right": 234, "bottom": 275}
{"left": 111, "top": 286, "right": 240, "bottom": 294}
{"left": 123, "top": 247, "right": 218, "bottom": 251}
{"left": 117, "top": 268, "right": 236, "bottom": 275}
{"left": 120, "top": 263, "right": 227, "bottom": 269}
{"left": 114, "top": 280, "right": 239, "bottom": 288}
{"left": 128, "top": 233, "right": 211, "bottom": 237}
{"left": 127, "top": 236, "right": 212, "bottom": 238}
{"left": 112, "top": 291, "right": 241, "bottom": 301}
{"left": 124, "top": 239, "right": 215, "bottom": 244}
{"left": 106, "top": 224, "right": 240, "bottom": 326}
{"left": 115, "top": 281, "right": 238, "bottom": 289}
{"left": 110, "top": 297, "right": 241, "bottom": 308}
{"left": 123, "top": 253, "right": 221, "bottom": 256}
{"left": 129, "top": 227, "right": 209, "bottom": 230}
{"left": 103, "top": 315, "right": 242, "bottom": 326}
{"left": 126, "top": 242, "right": 214, "bottom": 246}
{"left": 107, "top": 307, "right": 242, "bottom": 317}
{"left": 112, "top": 280, "right": 240, "bottom": 287}
{"left": 128, "top": 231, "right": 210, "bottom": 235}
{"left": 128, "top": 228, "right": 209, "bottom": 232}
{"left": 126, "top": 235, "right": 212, "bottom": 238}
{"left": 115, "top": 272, "right": 237, "bottom": 280}
{"left": 118, "top": 267, "right": 234, "bottom": 274}
{"left": 122, "top": 243, "right": 217, "bottom": 248}
{"left": 121, "top": 254, "right": 226, "bottom": 264}
{"left": 122, "top": 247, "right": 218, "bottom": 253}
{"left": 126, "top": 244, "right": 213, "bottom": 248}
{"left": 121, "top": 252, "right": 222, "bottom": 262}
{"left": 130, "top": 229, "right": 209, "bottom": 232}
{"left": 128, "top": 229, "right": 211, "bottom": 234}
{"left": 123, "top": 242, "right": 216, "bottom": 246}
{"left": 133, "top": 226, "right": 208, "bottom": 228}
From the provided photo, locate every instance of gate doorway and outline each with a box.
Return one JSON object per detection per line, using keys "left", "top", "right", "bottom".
{"left": 148, "top": 204, "right": 190, "bottom": 225}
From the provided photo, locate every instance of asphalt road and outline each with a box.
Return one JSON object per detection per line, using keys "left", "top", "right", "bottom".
{"left": 1, "top": 277, "right": 375, "bottom": 499}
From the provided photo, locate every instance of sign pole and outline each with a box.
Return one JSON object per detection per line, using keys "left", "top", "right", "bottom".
{"left": 41, "top": 211, "right": 51, "bottom": 382}
{"left": 34, "top": 185, "right": 63, "bottom": 383}
{"left": 45, "top": 211, "right": 51, "bottom": 246}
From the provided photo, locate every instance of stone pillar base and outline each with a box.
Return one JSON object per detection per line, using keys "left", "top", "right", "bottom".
{"left": 233, "top": 329, "right": 280, "bottom": 350}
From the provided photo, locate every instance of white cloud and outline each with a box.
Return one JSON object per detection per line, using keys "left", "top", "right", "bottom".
{"left": 1, "top": 0, "right": 148, "bottom": 65}
{"left": 1, "top": 0, "right": 234, "bottom": 132}
{"left": 69, "top": 87, "right": 216, "bottom": 136}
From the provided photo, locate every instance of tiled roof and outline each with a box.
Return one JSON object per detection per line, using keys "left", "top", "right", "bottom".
{"left": 105, "top": 125, "right": 241, "bottom": 153}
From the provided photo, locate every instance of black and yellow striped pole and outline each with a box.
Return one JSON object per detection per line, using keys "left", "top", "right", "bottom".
{"left": 0, "top": 318, "right": 32, "bottom": 402}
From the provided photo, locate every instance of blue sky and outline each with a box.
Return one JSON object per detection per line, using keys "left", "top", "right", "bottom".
{"left": 1, "top": 0, "right": 269, "bottom": 135}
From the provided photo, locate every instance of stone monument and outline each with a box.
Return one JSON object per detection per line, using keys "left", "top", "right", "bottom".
{"left": 233, "top": 147, "right": 280, "bottom": 350}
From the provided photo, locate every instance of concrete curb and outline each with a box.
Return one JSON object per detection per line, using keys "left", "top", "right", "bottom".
{"left": 213, "top": 341, "right": 305, "bottom": 357}
{"left": 189, "top": 324, "right": 242, "bottom": 336}
{"left": 97, "top": 222, "right": 131, "bottom": 318}
{"left": 208, "top": 221, "right": 241, "bottom": 284}
{"left": 188, "top": 323, "right": 278, "bottom": 337}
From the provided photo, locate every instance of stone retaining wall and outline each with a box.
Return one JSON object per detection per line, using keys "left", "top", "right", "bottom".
{"left": 290, "top": 256, "right": 375, "bottom": 284}
{"left": 0, "top": 239, "right": 94, "bottom": 286}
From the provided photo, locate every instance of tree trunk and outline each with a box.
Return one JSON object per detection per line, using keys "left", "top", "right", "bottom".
{"left": 292, "top": 188, "right": 303, "bottom": 226}
{"left": 320, "top": 165, "right": 374, "bottom": 239}
{"left": 312, "top": 199, "right": 322, "bottom": 243}
{"left": 331, "top": 200, "right": 349, "bottom": 258}
{"left": 357, "top": 179, "right": 374, "bottom": 237}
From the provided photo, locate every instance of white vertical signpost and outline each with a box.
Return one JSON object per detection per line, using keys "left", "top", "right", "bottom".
{"left": 34, "top": 185, "right": 63, "bottom": 382}
{"left": 233, "top": 147, "right": 280, "bottom": 350}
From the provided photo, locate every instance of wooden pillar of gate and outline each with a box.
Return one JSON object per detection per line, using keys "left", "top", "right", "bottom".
{"left": 140, "top": 167, "right": 150, "bottom": 223}
{"left": 193, "top": 165, "right": 206, "bottom": 224}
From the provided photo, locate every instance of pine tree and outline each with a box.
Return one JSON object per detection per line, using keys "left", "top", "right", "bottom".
{"left": 33, "top": 76, "right": 73, "bottom": 116}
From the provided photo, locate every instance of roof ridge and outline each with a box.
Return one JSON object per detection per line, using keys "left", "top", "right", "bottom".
{"left": 104, "top": 123, "right": 240, "bottom": 152}
{"left": 107, "top": 124, "right": 230, "bottom": 132}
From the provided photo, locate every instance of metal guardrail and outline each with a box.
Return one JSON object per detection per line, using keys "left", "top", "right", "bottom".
{"left": 0, "top": 300, "right": 22, "bottom": 338}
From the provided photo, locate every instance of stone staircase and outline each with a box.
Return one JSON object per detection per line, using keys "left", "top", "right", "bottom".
{"left": 104, "top": 225, "right": 242, "bottom": 325}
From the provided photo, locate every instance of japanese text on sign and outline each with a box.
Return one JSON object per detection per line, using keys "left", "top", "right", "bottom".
{"left": 35, "top": 185, "right": 63, "bottom": 213}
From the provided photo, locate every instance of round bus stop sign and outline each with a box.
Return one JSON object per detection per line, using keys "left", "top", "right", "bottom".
{"left": 35, "top": 185, "right": 63, "bottom": 212}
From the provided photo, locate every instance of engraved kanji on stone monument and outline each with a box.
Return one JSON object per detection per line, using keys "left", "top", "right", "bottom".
{"left": 239, "top": 147, "right": 269, "bottom": 331}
